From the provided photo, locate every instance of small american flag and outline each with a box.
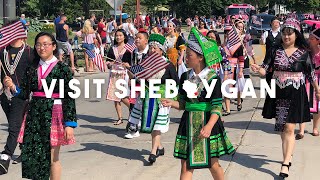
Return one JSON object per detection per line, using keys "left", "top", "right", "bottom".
{"left": 130, "top": 53, "right": 169, "bottom": 80}
{"left": 85, "top": 49, "right": 106, "bottom": 72}
{"left": 0, "top": 21, "right": 27, "bottom": 49}
{"left": 124, "top": 42, "right": 137, "bottom": 53}
{"left": 227, "top": 25, "right": 242, "bottom": 56}
{"left": 129, "top": 64, "right": 144, "bottom": 74}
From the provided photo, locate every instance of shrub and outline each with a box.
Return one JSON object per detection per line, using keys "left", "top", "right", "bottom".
{"left": 28, "top": 19, "right": 43, "bottom": 32}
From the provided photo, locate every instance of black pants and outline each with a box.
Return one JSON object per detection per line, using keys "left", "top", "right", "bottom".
{"left": 0, "top": 95, "right": 27, "bottom": 157}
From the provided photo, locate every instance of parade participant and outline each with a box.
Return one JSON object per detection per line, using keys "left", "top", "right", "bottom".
{"left": 260, "top": 16, "right": 282, "bottom": 119}
{"left": 161, "top": 27, "right": 234, "bottom": 179}
{"left": 207, "top": 30, "right": 232, "bottom": 116}
{"left": 206, "top": 30, "right": 231, "bottom": 78}
{"left": 123, "top": 30, "right": 149, "bottom": 139}
{"left": 251, "top": 18, "right": 320, "bottom": 178}
{"left": 297, "top": 28, "right": 320, "bottom": 139}
{"left": 106, "top": 29, "right": 131, "bottom": 125}
{"left": 223, "top": 15, "right": 236, "bottom": 45}
{"left": 166, "top": 19, "right": 186, "bottom": 72}
{"left": 198, "top": 19, "right": 209, "bottom": 36}
{"left": 223, "top": 19, "right": 245, "bottom": 116}
{"left": 125, "top": 33, "right": 178, "bottom": 164}
{"left": 4, "top": 32, "right": 77, "bottom": 179}
{"left": 0, "top": 22, "right": 32, "bottom": 174}
{"left": 55, "top": 14, "right": 76, "bottom": 73}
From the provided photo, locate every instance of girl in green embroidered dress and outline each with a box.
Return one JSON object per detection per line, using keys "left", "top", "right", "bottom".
{"left": 161, "top": 27, "right": 234, "bottom": 180}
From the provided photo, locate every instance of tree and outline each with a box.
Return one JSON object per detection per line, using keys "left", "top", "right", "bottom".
{"left": 20, "top": 0, "right": 112, "bottom": 20}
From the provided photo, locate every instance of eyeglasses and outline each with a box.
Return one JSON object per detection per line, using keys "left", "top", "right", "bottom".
{"left": 35, "top": 43, "right": 53, "bottom": 49}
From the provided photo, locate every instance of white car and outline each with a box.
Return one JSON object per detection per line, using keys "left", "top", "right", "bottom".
{"left": 39, "top": 20, "right": 54, "bottom": 25}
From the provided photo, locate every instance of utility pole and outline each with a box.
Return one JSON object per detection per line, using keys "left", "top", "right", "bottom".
{"left": 3, "top": 0, "right": 16, "bottom": 24}
{"left": 114, "top": 0, "right": 117, "bottom": 20}
{"left": 136, "top": 0, "right": 140, "bottom": 27}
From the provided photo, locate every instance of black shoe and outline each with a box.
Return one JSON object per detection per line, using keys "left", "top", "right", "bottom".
{"left": 12, "top": 155, "right": 21, "bottom": 164}
{"left": 148, "top": 154, "right": 157, "bottom": 164}
{"left": 279, "top": 164, "right": 290, "bottom": 179}
{"left": 0, "top": 154, "right": 10, "bottom": 175}
{"left": 156, "top": 148, "right": 165, "bottom": 157}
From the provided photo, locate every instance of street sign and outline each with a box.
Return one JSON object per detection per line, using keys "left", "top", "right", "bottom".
{"left": 106, "top": 0, "right": 125, "bottom": 9}
{"left": 109, "top": 10, "right": 122, "bottom": 15}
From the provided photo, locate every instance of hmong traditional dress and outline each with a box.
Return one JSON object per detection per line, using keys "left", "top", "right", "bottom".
{"left": 224, "top": 44, "right": 245, "bottom": 92}
{"left": 174, "top": 68, "right": 235, "bottom": 169}
{"left": 306, "top": 51, "right": 320, "bottom": 113}
{"left": 243, "top": 33, "right": 254, "bottom": 79}
{"left": 262, "top": 31, "right": 282, "bottom": 118}
{"left": 16, "top": 57, "right": 77, "bottom": 179}
{"left": 165, "top": 33, "right": 186, "bottom": 69}
{"left": 106, "top": 46, "right": 132, "bottom": 101}
{"left": 212, "top": 46, "right": 231, "bottom": 79}
{"left": 129, "top": 47, "right": 149, "bottom": 105}
{"left": 261, "top": 47, "right": 316, "bottom": 131}
{"left": 128, "top": 61, "right": 178, "bottom": 133}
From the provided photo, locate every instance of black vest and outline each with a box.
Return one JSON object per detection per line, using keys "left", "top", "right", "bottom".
{"left": 266, "top": 30, "right": 282, "bottom": 50}
{"left": 132, "top": 51, "right": 148, "bottom": 66}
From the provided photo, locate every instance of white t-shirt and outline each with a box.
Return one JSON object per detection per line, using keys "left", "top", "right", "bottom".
{"left": 122, "top": 23, "right": 136, "bottom": 36}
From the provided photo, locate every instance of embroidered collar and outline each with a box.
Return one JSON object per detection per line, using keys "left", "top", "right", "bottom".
{"left": 3, "top": 43, "right": 26, "bottom": 75}
{"left": 39, "top": 56, "right": 58, "bottom": 66}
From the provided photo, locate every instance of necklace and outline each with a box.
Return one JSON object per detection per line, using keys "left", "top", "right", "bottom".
{"left": 3, "top": 43, "right": 26, "bottom": 75}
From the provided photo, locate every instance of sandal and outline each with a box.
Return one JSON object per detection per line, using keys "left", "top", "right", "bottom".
{"left": 311, "top": 131, "right": 320, "bottom": 136}
{"left": 279, "top": 163, "right": 290, "bottom": 178}
{"left": 237, "top": 104, "right": 242, "bottom": 111}
{"left": 222, "top": 111, "right": 231, "bottom": 116}
{"left": 114, "top": 119, "right": 123, "bottom": 125}
{"left": 295, "top": 133, "right": 304, "bottom": 140}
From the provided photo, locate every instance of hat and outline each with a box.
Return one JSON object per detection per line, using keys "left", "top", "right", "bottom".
{"left": 283, "top": 18, "right": 301, "bottom": 32}
{"left": 310, "top": 28, "right": 320, "bottom": 40}
{"left": 148, "top": 34, "right": 167, "bottom": 51}
{"left": 138, "top": 28, "right": 148, "bottom": 33}
{"left": 187, "top": 27, "right": 222, "bottom": 67}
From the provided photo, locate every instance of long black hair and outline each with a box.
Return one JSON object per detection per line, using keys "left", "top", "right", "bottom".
{"left": 114, "top": 29, "right": 128, "bottom": 45}
{"left": 281, "top": 27, "right": 309, "bottom": 50}
{"left": 207, "top": 30, "right": 222, "bottom": 46}
{"left": 33, "top": 32, "right": 58, "bottom": 65}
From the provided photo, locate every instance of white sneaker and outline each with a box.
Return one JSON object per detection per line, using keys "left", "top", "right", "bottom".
{"left": 124, "top": 131, "right": 140, "bottom": 139}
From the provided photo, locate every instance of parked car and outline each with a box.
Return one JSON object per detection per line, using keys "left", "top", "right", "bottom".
{"left": 248, "top": 14, "right": 275, "bottom": 40}
{"left": 39, "top": 20, "right": 54, "bottom": 25}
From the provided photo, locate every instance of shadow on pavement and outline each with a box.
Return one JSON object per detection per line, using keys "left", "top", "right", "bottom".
{"left": 69, "top": 143, "right": 151, "bottom": 166}
{"left": 223, "top": 120, "right": 277, "bottom": 134}
{"left": 80, "top": 124, "right": 126, "bottom": 138}
{"left": 77, "top": 114, "right": 116, "bottom": 123}
{"left": 231, "top": 152, "right": 280, "bottom": 178}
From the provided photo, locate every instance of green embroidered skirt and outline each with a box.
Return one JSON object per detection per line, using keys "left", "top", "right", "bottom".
{"left": 173, "top": 110, "right": 235, "bottom": 169}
